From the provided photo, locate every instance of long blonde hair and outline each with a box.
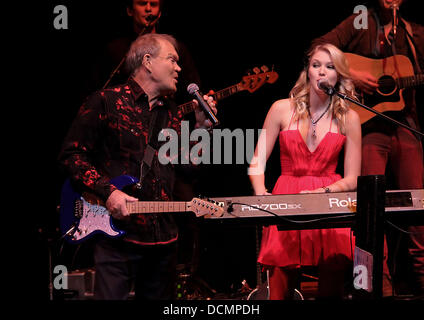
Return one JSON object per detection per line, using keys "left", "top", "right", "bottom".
{"left": 289, "top": 43, "right": 356, "bottom": 134}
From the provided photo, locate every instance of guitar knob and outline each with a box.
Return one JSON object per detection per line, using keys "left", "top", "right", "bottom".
{"left": 253, "top": 67, "right": 260, "bottom": 74}
{"left": 261, "top": 65, "right": 269, "bottom": 72}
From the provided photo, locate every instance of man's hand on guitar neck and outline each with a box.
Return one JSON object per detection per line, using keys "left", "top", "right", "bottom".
{"left": 106, "top": 189, "right": 138, "bottom": 219}
{"left": 350, "top": 69, "right": 379, "bottom": 95}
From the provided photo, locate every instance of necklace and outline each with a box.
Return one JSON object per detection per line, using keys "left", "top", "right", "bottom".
{"left": 307, "top": 98, "right": 332, "bottom": 139}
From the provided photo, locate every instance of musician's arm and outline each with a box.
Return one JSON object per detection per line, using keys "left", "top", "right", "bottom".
{"left": 248, "top": 99, "right": 289, "bottom": 195}
{"left": 59, "top": 94, "right": 140, "bottom": 218}
{"left": 311, "top": 14, "right": 357, "bottom": 50}
{"left": 58, "top": 93, "right": 118, "bottom": 201}
{"left": 327, "top": 109, "right": 362, "bottom": 193}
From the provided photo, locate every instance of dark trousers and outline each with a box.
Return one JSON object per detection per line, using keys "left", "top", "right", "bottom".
{"left": 93, "top": 238, "right": 177, "bottom": 300}
{"left": 362, "top": 127, "right": 424, "bottom": 295}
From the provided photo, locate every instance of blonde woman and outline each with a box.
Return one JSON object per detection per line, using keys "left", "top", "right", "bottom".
{"left": 249, "top": 43, "right": 362, "bottom": 299}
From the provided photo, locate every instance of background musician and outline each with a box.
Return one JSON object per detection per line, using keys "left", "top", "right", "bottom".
{"left": 312, "top": 0, "right": 424, "bottom": 298}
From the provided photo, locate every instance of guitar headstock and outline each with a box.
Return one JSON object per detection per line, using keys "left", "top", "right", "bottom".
{"left": 188, "top": 198, "right": 224, "bottom": 218}
{"left": 239, "top": 65, "right": 279, "bottom": 93}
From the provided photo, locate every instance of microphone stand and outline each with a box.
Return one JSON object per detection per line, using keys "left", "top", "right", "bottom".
{"left": 102, "top": 18, "right": 158, "bottom": 89}
{"left": 102, "top": 55, "right": 128, "bottom": 89}
{"left": 327, "top": 88, "right": 424, "bottom": 138}
{"left": 392, "top": 3, "right": 399, "bottom": 39}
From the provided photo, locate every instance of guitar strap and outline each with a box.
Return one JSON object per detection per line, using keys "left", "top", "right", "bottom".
{"left": 401, "top": 19, "right": 423, "bottom": 139}
{"left": 102, "top": 89, "right": 170, "bottom": 188}
{"left": 371, "top": 12, "right": 422, "bottom": 139}
{"left": 402, "top": 19, "right": 422, "bottom": 74}
{"left": 371, "top": 10, "right": 385, "bottom": 57}
{"left": 137, "top": 103, "right": 169, "bottom": 188}
{"left": 373, "top": 12, "right": 421, "bottom": 74}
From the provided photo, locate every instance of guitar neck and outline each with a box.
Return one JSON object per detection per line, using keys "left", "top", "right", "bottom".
{"left": 127, "top": 201, "right": 189, "bottom": 214}
{"left": 178, "top": 83, "right": 241, "bottom": 115}
{"left": 397, "top": 74, "right": 424, "bottom": 89}
{"left": 214, "top": 83, "right": 241, "bottom": 100}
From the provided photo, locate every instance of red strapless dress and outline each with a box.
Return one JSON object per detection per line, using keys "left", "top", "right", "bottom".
{"left": 258, "top": 119, "right": 354, "bottom": 267}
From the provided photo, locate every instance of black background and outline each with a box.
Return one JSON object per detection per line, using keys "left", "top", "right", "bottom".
{"left": 23, "top": 0, "right": 423, "bottom": 300}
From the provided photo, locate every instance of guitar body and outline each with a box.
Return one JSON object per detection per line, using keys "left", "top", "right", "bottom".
{"left": 60, "top": 175, "right": 223, "bottom": 243}
{"left": 60, "top": 175, "right": 139, "bottom": 243}
{"left": 344, "top": 53, "right": 414, "bottom": 124}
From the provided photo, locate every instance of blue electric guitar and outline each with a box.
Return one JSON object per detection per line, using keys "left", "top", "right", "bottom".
{"left": 60, "top": 175, "right": 224, "bottom": 243}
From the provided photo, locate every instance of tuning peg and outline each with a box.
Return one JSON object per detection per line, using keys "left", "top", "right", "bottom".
{"left": 252, "top": 67, "right": 260, "bottom": 74}
{"left": 261, "top": 65, "right": 269, "bottom": 73}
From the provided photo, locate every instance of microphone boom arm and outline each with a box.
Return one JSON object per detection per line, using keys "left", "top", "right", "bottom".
{"left": 102, "top": 17, "right": 158, "bottom": 89}
{"left": 333, "top": 90, "right": 423, "bottom": 137}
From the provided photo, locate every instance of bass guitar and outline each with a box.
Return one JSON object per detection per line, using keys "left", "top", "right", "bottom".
{"left": 344, "top": 53, "right": 424, "bottom": 124}
{"left": 178, "top": 66, "right": 279, "bottom": 115}
{"left": 60, "top": 175, "right": 224, "bottom": 243}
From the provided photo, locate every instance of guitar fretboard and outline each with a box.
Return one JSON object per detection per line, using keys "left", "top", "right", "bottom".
{"left": 127, "top": 201, "right": 188, "bottom": 214}
{"left": 214, "top": 84, "right": 240, "bottom": 100}
{"left": 397, "top": 74, "right": 424, "bottom": 89}
{"left": 178, "top": 84, "right": 240, "bottom": 115}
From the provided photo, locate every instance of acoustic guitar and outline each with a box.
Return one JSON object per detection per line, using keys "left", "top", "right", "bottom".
{"left": 344, "top": 53, "right": 424, "bottom": 124}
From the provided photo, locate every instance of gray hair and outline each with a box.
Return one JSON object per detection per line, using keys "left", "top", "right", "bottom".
{"left": 125, "top": 33, "right": 178, "bottom": 76}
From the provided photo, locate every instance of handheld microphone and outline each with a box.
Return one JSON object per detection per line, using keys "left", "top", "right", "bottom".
{"left": 318, "top": 79, "right": 335, "bottom": 96}
{"left": 187, "top": 83, "right": 219, "bottom": 126}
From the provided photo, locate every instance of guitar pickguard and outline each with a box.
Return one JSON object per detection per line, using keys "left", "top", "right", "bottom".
{"left": 71, "top": 198, "right": 123, "bottom": 241}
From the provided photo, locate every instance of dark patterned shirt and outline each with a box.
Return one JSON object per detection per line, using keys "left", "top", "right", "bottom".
{"left": 59, "top": 77, "right": 185, "bottom": 245}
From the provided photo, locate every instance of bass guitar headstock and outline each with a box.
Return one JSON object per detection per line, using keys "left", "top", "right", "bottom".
{"left": 239, "top": 65, "right": 279, "bottom": 93}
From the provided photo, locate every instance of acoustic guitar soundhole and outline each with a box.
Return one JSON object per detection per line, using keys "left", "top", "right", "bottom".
{"left": 377, "top": 75, "right": 396, "bottom": 95}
